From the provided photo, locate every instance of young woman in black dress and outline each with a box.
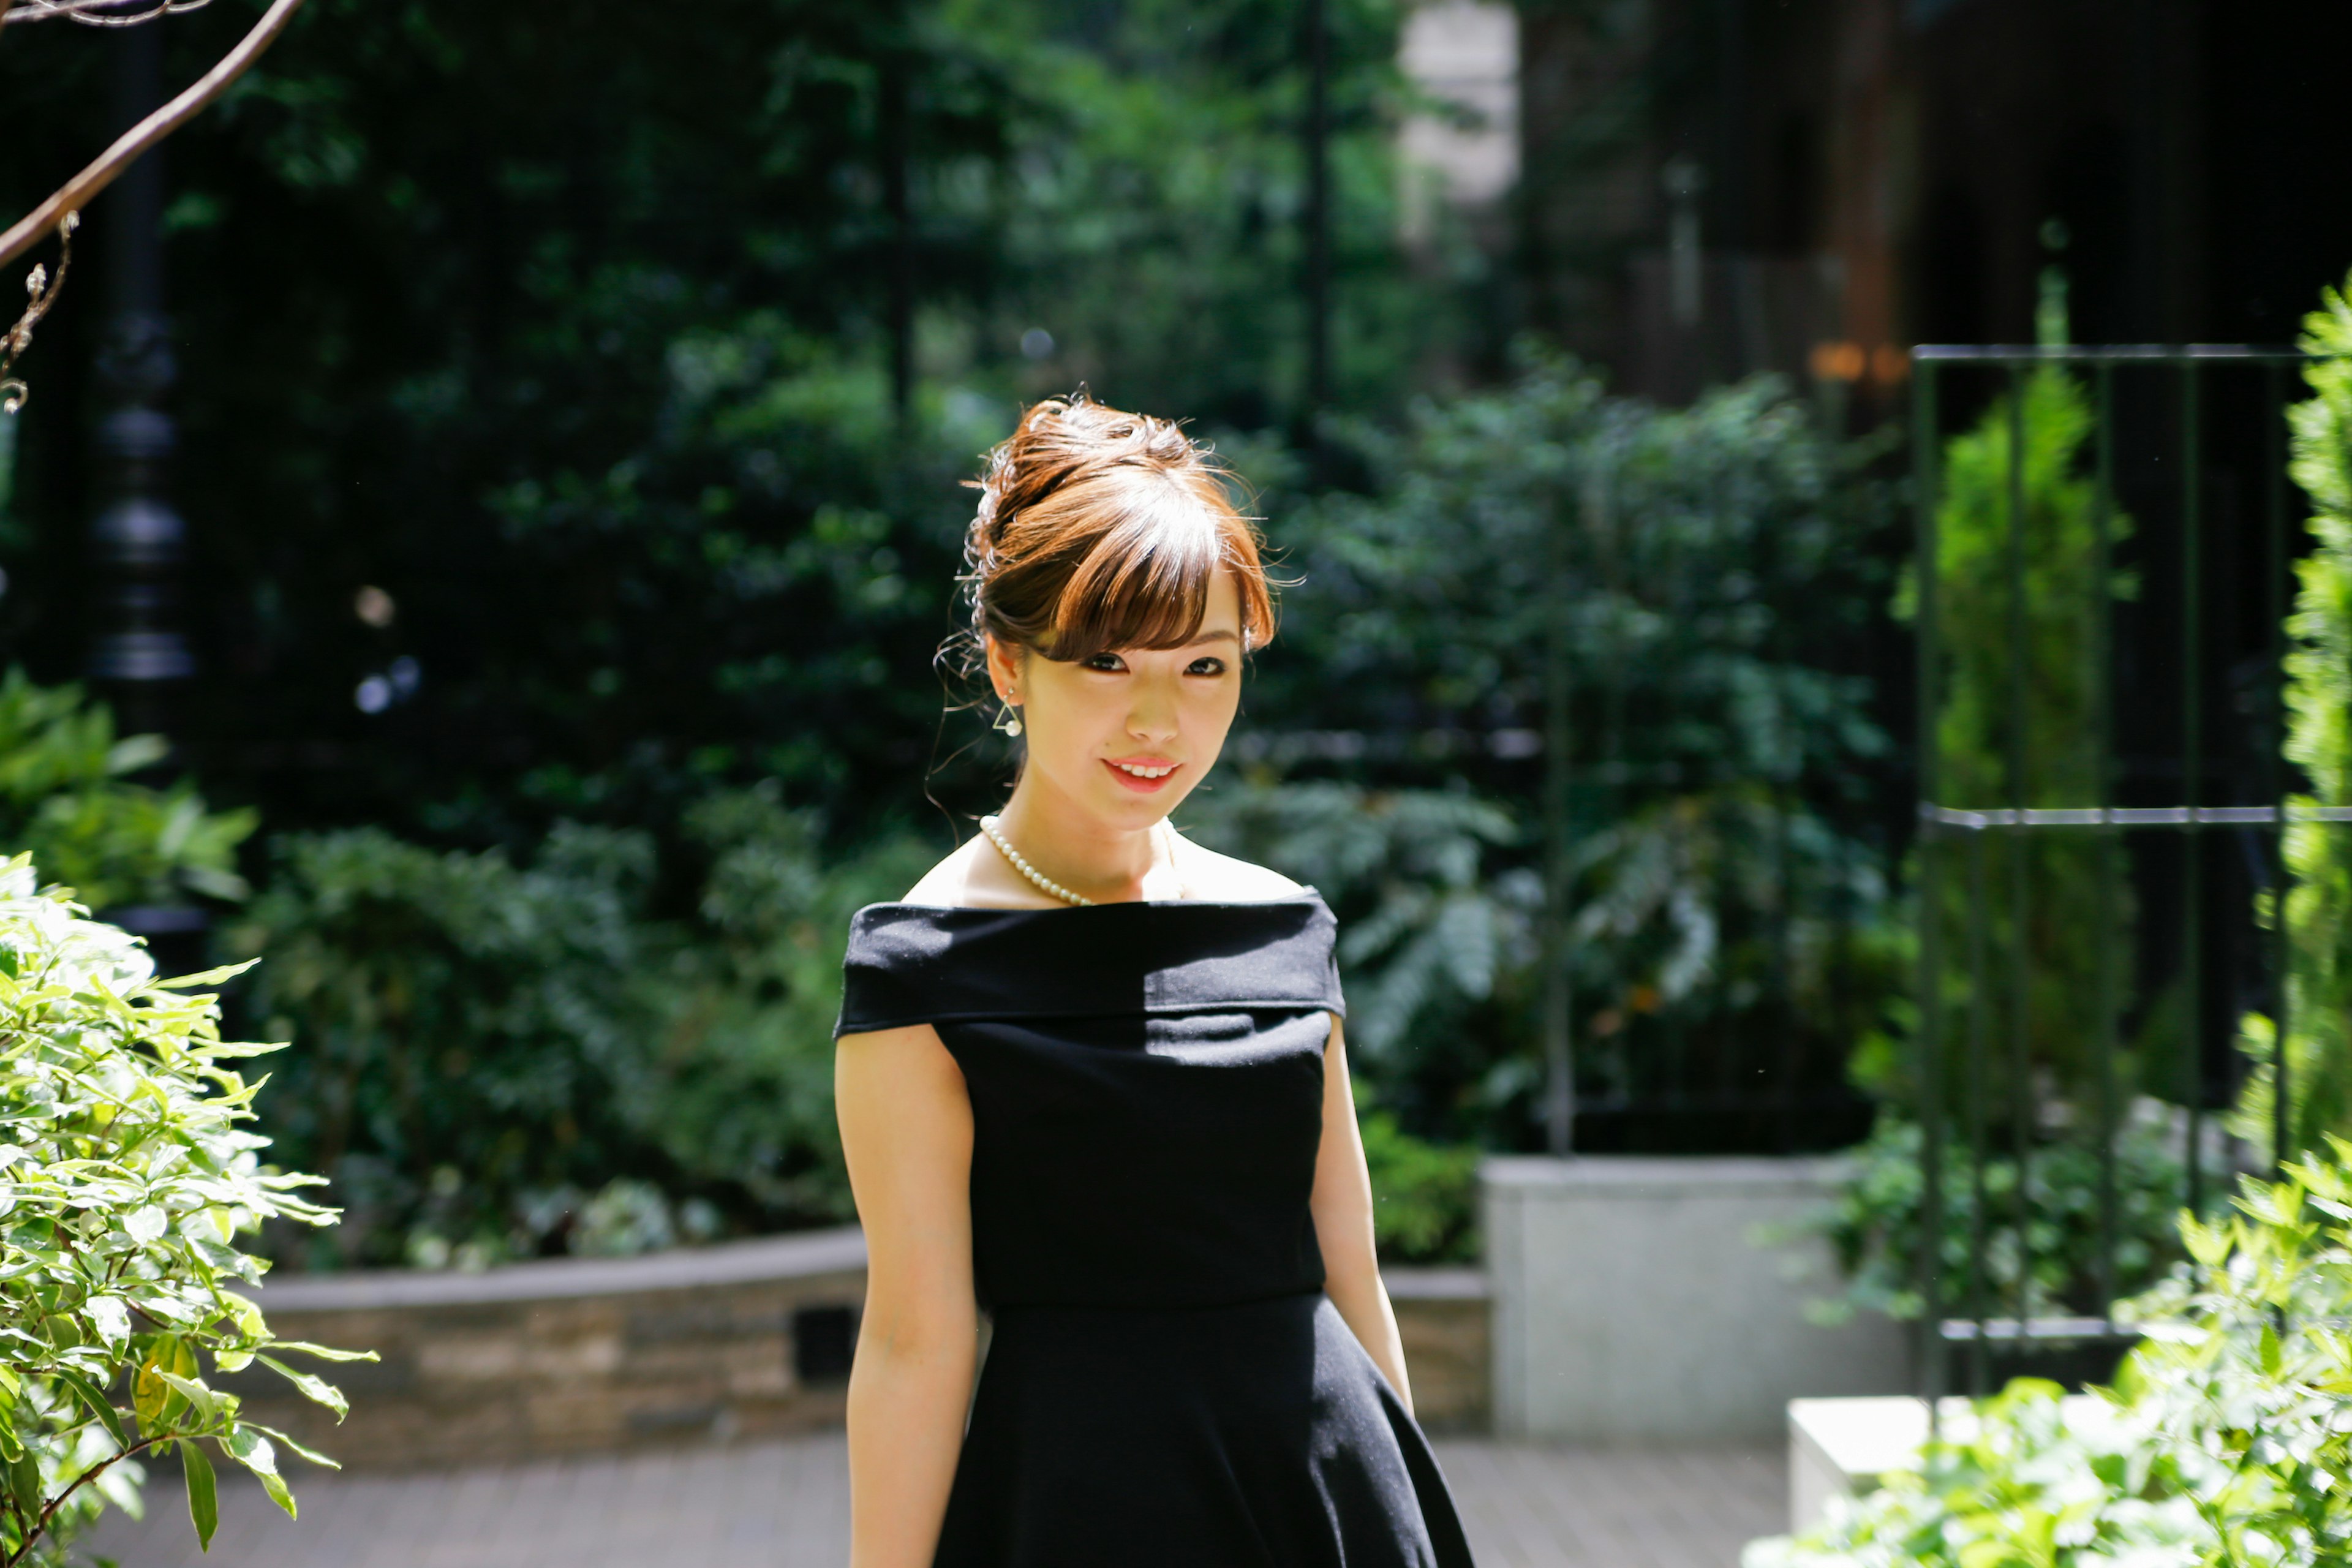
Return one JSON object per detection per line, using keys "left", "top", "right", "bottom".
{"left": 834, "top": 397, "right": 1476, "bottom": 1567}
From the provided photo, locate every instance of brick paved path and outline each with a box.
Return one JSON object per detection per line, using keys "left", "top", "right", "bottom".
{"left": 85, "top": 1432, "right": 1783, "bottom": 1568}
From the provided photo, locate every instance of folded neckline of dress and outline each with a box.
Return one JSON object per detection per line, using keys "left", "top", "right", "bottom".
{"left": 858, "top": 890, "right": 1328, "bottom": 916}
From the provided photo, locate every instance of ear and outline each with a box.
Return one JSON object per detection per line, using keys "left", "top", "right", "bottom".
{"left": 984, "top": 635, "right": 1023, "bottom": 704}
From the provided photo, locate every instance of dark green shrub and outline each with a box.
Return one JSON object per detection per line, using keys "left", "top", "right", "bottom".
{"left": 1241, "top": 349, "right": 1903, "bottom": 1147}
{"left": 1359, "top": 1108, "right": 1479, "bottom": 1265}
{"left": 231, "top": 790, "right": 930, "bottom": 1267}
{"left": 625, "top": 785, "right": 933, "bottom": 1222}
{"left": 229, "top": 824, "right": 659, "bottom": 1268}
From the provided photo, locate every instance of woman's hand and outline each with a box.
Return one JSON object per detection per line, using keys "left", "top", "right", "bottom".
{"left": 837, "top": 1022, "right": 979, "bottom": 1568}
{"left": 1308, "top": 1019, "right": 1414, "bottom": 1413}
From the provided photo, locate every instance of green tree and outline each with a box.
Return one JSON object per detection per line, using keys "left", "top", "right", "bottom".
{"left": 1904, "top": 367, "right": 2137, "bottom": 1118}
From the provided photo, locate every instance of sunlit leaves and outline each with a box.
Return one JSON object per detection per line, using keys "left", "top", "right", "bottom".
{"left": 0, "top": 860, "right": 364, "bottom": 1566}
{"left": 1752, "top": 1145, "right": 2352, "bottom": 1568}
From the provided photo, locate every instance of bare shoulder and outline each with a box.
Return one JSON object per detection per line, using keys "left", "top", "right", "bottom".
{"left": 1172, "top": 835, "right": 1308, "bottom": 902}
{"left": 900, "top": 834, "right": 1059, "bottom": 910}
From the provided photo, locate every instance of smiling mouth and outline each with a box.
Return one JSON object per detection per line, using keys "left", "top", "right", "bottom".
{"left": 1104, "top": 759, "right": 1182, "bottom": 791}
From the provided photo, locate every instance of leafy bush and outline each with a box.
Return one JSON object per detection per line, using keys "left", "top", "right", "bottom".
{"left": 228, "top": 824, "right": 659, "bottom": 1268}
{"left": 0, "top": 858, "right": 364, "bottom": 1563}
{"left": 0, "top": 671, "right": 254, "bottom": 914}
{"left": 622, "top": 785, "right": 933, "bottom": 1223}
{"left": 1280, "top": 347, "right": 1893, "bottom": 803}
{"left": 1359, "top": 1107, "right": 1479, "bottom": 1264}
{"left": 232, "top": 788, "right": 930, "bottom": 1268}
{"left": 1751, "top": 1144, "right": 2352, "bottom": 1568}
{"left": 1801, "top": 1104, "right": 2201, "bottom": 1324}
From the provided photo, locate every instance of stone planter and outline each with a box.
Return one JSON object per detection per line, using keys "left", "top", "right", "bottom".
{"left": 1483, "top": 1155, "right": 1908, "bottom": 1442}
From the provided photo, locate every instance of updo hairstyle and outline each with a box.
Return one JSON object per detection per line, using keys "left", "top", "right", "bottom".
{"left": 962, "top": 395, "right": 1277, "bottom": 666}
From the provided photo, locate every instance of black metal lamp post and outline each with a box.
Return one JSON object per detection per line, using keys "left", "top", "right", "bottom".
{"left": 91, "top": 17, "right": 202, "bottom": 952}
{"left": 90, "top": 16, "right": 191, "bottom": 740}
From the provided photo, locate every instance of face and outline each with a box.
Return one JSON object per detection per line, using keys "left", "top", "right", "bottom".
{"left": 988, "top": 570, "right": 1246, "bottom": 831}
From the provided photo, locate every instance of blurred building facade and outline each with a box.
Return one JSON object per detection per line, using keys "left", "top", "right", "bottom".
{"left": 1498, "top": 0, "right": 2352, "bottom": 404}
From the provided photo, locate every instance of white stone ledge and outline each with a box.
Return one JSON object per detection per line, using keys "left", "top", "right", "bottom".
{"left": 1483, "top": 1153, "right": 1853, "bottom": 1194}
{"left": 1383, "top": 1266, "right": 1489, "bottom": 1300}
{"left": 1787, "top": 1393, "right": 2106, "bottom": 1534}
{"left": 241, "top": 1226, "right": 869, "bottom": 1312}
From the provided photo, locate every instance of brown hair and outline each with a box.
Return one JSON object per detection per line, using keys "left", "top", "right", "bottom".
{"left": 961, "top": 394, "right": 1277, "bottom": 665}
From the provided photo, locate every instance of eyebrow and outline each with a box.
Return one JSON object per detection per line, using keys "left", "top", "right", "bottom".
{"left": 1185, "top": 628, "right": 1242, "bottom": 647}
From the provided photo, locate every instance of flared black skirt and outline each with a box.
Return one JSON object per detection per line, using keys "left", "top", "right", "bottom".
{"left": 934, "top": 1292, "right": 1475, "bottom": 1568}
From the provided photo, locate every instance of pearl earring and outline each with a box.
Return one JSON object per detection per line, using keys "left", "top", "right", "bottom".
{"left": 995, "top": 701, "right": 1024, "bottom": 738}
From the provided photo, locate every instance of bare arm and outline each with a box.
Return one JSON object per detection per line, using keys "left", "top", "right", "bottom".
{"left": 838, "top": 1023, "right": 979, "bottom": 1568}
{"left": 1308, "top": 1019, "right": 1414, "bottom": 1412}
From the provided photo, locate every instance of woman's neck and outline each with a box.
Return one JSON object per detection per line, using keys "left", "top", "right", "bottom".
{"left": 993, "top": 779, "right": 1176, "bottom": 904}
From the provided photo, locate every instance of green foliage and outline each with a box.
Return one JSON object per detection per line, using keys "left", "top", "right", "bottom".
{"left": 230, "top": 790, "right": 929, "bottom": 1266}
{"left": 1801, "top": 1106, "right": 2196, "bottom": 1325}
{"left": 1751, "top": 1144, "right": 2352, "bottom": 1568}
{"left": 1181, "top": 782, "right": 1536, "bottom": 1065}
{"left": 627, "top": 785, "right": 935, "bottom": 1221}
{"left": 1564, "top": 788, "right": 1905, "bottom": 1118}
{"left": 1286, "top": 348, "right": 1892, "bottom": 794}
{"left": 2230, "top": 279, "right": 2352, "bottom": 1163}
{"left": 1358, "top": 1107, "right": 1479, "bottom": 1264}
{"left": 0, "top": 0, "right": 1445, "bottom": 848}
{"left": 0, "top": 858, "right": 364, "bottom": 1565}
{"left": 1239, "top": 348, "right": 1901, "bottom": 1144}
{"left": 0, "top": 671, "right": 254, "bottom": 913}
{"left": 1903, "top": 368, "right": 2138, "bottom": 1115}
{"left": 965, "top": 0, "right": 1441, "bottom": 423}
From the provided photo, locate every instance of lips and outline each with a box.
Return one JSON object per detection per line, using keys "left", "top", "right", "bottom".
{"left": 1104, "top": 757, "right": 1182, "bottom": 793}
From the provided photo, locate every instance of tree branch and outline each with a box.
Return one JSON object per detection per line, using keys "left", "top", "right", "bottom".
{"left": 0, "top": 0, "right": 310, "bottom": 271}
{"left": 11, "top": 1430, "right": 172, "bottom": 1567}
{"left": 4, "top": 0, "right": 216, "bottom": 26}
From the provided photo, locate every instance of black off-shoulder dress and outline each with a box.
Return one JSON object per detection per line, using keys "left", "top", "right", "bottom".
{"left": 836, "top": 894, "right": 1476, "bottom": 1568}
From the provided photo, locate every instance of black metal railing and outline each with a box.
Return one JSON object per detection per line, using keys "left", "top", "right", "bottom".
{"left": 1909, "top": 344, "right": 2347, "bottom": 1401}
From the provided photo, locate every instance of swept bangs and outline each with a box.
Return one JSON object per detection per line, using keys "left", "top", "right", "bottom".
{"left": 1043, "top": 476, "right": 1268, "bottom": 663}
{"left": 963, "top": 393, "right": 1279, "bottom": 666}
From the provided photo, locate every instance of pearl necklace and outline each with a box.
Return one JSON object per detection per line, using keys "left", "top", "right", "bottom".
{"left": 979, "top": 815, "right": 1096, "bottom": 907}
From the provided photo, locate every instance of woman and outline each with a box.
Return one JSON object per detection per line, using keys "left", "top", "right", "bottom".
{"left": 833, "top": 396, "right": 1475, "bottom": 1567}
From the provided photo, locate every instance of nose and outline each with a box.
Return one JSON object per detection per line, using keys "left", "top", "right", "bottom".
{"left": 1126, "top": 673, "right": 1180, "bottom": 744}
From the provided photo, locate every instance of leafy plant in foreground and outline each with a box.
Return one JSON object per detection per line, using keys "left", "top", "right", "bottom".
{"left": 0, "top": 859, "right": 365, "bottom": 1564}
{"left": 1750, "top": 1142, "right": 2352, "bottom": 1568}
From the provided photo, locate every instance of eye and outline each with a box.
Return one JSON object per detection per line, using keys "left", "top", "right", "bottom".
{"left": 1082, "top": 652, "right": 1128, "bottom": 673}
{"left": 1185, "top": 656, "right": 1229, "bottom": 677}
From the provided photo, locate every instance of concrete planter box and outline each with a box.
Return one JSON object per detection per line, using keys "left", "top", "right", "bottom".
{"left": 1484, "top": 1155, "right": 1908, "bottom": 1442}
